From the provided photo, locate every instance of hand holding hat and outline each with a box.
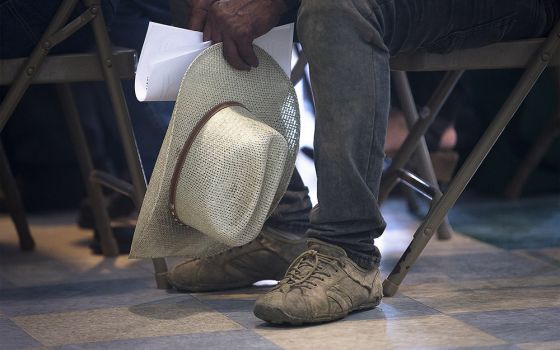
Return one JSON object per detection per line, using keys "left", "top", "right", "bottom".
{"left": 189, "top": 0, "right": 294, "bottom": 70}
{"left": 130, "top": 44, "right": 300, "bottom": 259}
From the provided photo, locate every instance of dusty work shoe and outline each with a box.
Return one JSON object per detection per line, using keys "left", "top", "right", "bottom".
{"left": 167, "top": 229, "right": 307, "bottom": 292}
{"left": 253, "top": 239, "right": 383, "bottom": 325}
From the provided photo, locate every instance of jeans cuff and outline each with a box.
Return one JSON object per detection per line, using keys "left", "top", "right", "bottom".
{"left": 345, "top": 251, "right": 381, "bottom": 270}
{"left": 264, "top": 220, "right": 309, "bottom": 236}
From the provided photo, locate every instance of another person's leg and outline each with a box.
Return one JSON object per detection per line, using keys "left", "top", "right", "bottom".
{"left": 254, "top": 0, "right": 559, "bottom": 325}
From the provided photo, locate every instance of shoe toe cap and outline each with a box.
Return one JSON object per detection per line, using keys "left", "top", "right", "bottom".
{"left": 254, "top": 288, "right": 310, "bottom": 323}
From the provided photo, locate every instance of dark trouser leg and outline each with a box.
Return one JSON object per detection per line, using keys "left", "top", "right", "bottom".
{"left": 297, "top": 0, "right": 559, "bottom": 270}
{"left": 265, "top": 168, "right": 313, "bottom": 237}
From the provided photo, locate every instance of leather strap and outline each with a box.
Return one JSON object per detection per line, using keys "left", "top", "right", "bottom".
{"left": 169, "top": 101, "right": 246, "bottom": 225}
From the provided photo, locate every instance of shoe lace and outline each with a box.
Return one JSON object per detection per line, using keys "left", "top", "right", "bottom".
{"left": 280, "top": 250, "right": 344, "bottom": 290}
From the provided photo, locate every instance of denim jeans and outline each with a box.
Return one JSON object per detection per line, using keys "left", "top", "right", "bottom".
{"left": 295, "top": 0, "right": 560, "bottom": 269}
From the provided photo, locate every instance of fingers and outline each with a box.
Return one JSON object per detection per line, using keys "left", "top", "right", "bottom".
{"left": 188, "top": 8, "right": 208, "bottom": 31}
{"left": 209, "top": 16, "right": 223, "bottom": 43}
{"left": 222, "top": 36, "right": 251, "bottom": 71}
{"left": 203, "top": 21, "right": 212, "bottom": 42}
{"left": 236, "top": 38, "right": 259, "bottom": 68}
{"left": 204, "top": 1, "right": 259, "bottom": 71}
{"left": 220, "top": 34, "right": 259, "bottom": 70}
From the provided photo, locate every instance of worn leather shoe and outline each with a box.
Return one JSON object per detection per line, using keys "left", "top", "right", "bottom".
{"left": 167, "top": 229, "right": 307, "bottom": 292}
{"left": 253, "top": 239, "right": 383, "bottom": 325}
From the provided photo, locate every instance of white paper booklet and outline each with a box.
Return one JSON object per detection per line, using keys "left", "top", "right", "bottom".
{"left": 135, "top": 22, "right": 294, "bottom": 102}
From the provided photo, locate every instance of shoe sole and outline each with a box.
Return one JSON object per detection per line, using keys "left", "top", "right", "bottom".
{"left": 170, "top": 281, "right": 257, "bottom": 293}
{"left": 168, "top": 274, "right": 284, "bottom": 293}
{"left": 253, "top": 297, "right": 382, "bottom": 325}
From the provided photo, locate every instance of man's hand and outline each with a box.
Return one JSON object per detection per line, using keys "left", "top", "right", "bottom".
{"left": 204, "top": 0, "right": 290, "bottom": 71}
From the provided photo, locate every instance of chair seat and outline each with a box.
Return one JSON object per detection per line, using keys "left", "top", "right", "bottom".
{"left": 0, "top": 48, "right": 136, "bottom": 86}
{"left": 390, "top": 38, "right": 558, "bottom": 71}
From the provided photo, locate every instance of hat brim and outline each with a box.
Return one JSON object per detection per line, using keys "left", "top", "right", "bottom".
{"left": 130, "top": 44, "right": 300, "bottom": 259}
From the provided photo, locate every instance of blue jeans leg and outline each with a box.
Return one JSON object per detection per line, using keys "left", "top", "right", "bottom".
{"left": 298, "top": 0, "right": 559, "bottom": 269}
{"left": 265, "top": 169, "right": 313, "bottom": 237}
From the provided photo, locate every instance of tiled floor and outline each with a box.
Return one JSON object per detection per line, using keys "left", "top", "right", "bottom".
{"left": 1, "top": 197, "right": 559, "bottom": 350}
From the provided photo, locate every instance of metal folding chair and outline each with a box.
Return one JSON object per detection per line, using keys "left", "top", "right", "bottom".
{"left": 0, "top": 142, "right": 34, "bottom": 251}
{"left": 0, "top": 0, "right": 169, "bottom": 289}
{"left": 382, "top": 21, "right": 560, "bottom": 296}
{"left": 504, "top": 67, "right": 560, "bottom": 199}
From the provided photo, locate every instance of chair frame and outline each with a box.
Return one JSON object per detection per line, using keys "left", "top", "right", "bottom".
{"left": 0, "top": 142, "right": 34, "bottom": 251}
{"left": 382, "top": 21, "right": 560, "bottom": 296}
{"left": 0, "top": 0, "right": 169, "bottom": 289}
{"left": 504, "top": 66, "right": 560, "bottom": 199}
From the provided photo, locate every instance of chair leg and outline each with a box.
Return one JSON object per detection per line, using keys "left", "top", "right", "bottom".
{"left": 85, "top": 0, "right": 170, "bottom": 289}
{"left": 391, "top": 71, "right": 455, "bottom": 240}
{"left": 291, "top": 48, "right": 308, "bottom": 85}
{"left": 383, "top": 23, "right": 560, "bottom": 297}
{"left": 0, "top": 143, "right": 35, "bottom": 251}
{"left": 379, "top": 70, "right": 464, "bottom": 204}
{"left": 504, "top": 111, "right": 560, "bottom": 199}
{"left": 57, "top": 84, "right": 119, "bottom": 257}
{"left": 504, "top": 67, "right": 560, "bottom": 199}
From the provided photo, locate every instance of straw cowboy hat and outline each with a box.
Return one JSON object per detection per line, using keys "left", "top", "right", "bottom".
{"left": 130, "top": 44, "right": 300, "bottom": 259}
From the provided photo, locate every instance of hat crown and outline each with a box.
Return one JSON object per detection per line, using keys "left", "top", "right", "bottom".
{"left": 173, "top": 105, "right": 288, "bottom": 246}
